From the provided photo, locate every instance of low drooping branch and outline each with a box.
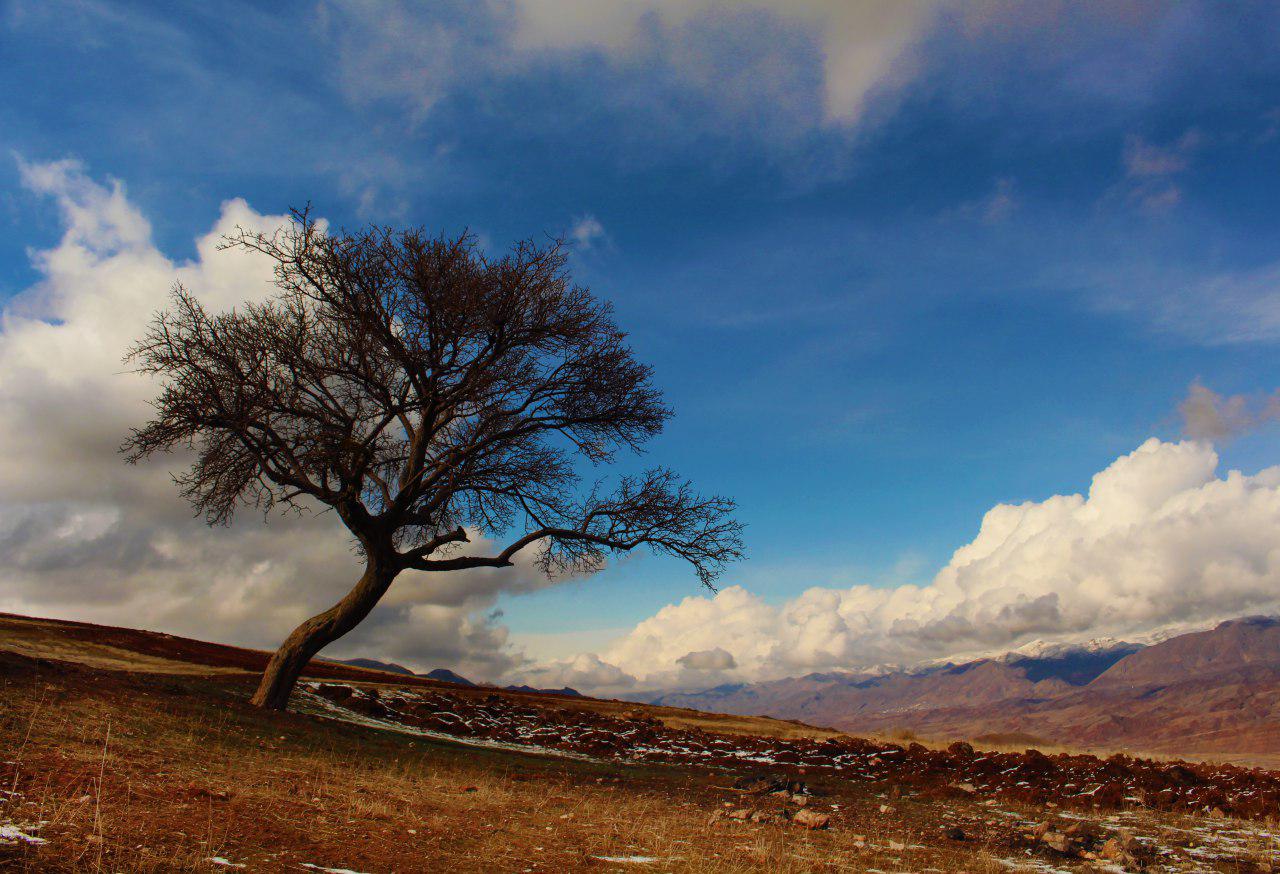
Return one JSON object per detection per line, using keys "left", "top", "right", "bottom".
{"left": 401, "top": 470, "right": 740, "bottom": 587}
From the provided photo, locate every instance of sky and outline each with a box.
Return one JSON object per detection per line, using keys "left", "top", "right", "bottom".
{"left": 3, "top": 1, "right": 1280, "bottom": 694}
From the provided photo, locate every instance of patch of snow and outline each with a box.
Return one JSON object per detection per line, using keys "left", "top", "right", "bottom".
{"left": 0, "top": 822, "right": 47, "bottom": 845}
{"left": 297, "top": 690, "right": 598, "bottom": 763}
{"left": 207, "top": 858, "right": 245, "bottom": 868}
{"left": 300, "top": 864, "right": 372, "bottom": 874}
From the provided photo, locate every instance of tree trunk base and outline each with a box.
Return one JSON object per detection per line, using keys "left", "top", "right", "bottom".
{"left": 249, "top": 563, "right": 394, "bottom": 712}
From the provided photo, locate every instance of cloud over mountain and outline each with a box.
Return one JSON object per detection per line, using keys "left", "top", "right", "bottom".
{"left": 552, "top": 438, "right": 1280, "bottom": 694}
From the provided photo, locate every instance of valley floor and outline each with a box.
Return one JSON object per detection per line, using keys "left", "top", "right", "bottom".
{"left": 0, "top": 616, "right": 1277, "bottom": 872}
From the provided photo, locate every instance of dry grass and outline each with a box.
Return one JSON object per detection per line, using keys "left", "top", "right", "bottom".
{"left": 0, "top": 662, "right": 1035, "bottom": 873}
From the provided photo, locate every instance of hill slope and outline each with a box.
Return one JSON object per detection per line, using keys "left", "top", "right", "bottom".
{"left": 3, "top": 610, "right": 1278, "bottom": 871}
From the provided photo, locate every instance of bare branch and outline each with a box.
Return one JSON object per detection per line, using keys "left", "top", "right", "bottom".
{"left": 125, "top": 214, "right": 742, "bottom": 598}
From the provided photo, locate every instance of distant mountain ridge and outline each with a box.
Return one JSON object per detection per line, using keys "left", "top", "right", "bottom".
{"left": 331, "top": 661, "right": 581, "bottom": 696}
{"left": 641, "top": 617, "right": 1280, "bottom": 756}
{"left": 336, "top": 657, "right": 415, "bottom": 675}
{"left": 1092, "top": 615, "right": 1280, "bottom": 688}
{"left": 504, "top": 684, "right": 583, "bottom": 698}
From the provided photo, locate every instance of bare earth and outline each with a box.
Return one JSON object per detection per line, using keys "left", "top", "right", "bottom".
{"left": 1, "top": 613, "right": 1277, "bottom": 872}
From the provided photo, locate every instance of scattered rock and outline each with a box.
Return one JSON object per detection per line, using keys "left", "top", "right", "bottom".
{"left": 1041, "top": 831, "right": 1072, "bottom": 854}
{"left": 726, "top": 808, "right": 753, "bottom": 821}
{"left": 305, "top": 681, "right": 1280, "bottom": 824}
{"left": 1099, "top": 830, "right": 1147, "bottom": 867}
{"left": 790, "top": 808, "right": 830, "bottom": 830}
{"left": 1064, "top": 820, "right": 1101, "bottom": 840}
{"left": 945, "top": 826, "right": 967, "bottom": 841}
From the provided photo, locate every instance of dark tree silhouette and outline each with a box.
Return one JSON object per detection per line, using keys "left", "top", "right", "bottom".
{"left": 122, "top": 211, "right": 743, "bottom": 710}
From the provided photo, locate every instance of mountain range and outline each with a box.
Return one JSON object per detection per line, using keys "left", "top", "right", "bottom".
{"left": 643, "top": 616, "right": 1280, "bottom": 758}
{"left": 334, "top": 659, "right": 580, "bottom": 696}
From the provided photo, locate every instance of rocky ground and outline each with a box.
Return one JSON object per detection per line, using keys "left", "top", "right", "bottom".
{"left": 307, "top": 680, "right": 1280, "bottom": 821}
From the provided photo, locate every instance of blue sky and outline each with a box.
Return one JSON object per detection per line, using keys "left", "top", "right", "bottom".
{"left": 5, "top": 1, "right": 1280, "bottom": 678}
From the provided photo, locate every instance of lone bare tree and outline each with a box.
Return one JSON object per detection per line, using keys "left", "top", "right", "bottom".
{"left": 122, "top": 211, "right": 743, "bottom": 710}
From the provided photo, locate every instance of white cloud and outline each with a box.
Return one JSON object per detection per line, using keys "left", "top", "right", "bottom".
{"left": 549, "top": 438, "right": 1280, "bottom": 693}
{"left": 568, "top": 214, "right": 606, "bottom": 249}
{"left": 1054, "top": 256, "right": 1280, "bottom": 346}
{"left": 512, "top": 1, "right": 942, "bottom": 124}
{"left": 515, "top": 652, "right": 636, "bottom": 692}
{"left": 1124, "top": 131, "right": 1201, "bottom": 178}
{"left": 0, "top": 159, "right": 564, "bottom": 682}
{"left": 1114, "top": 130, "right": 1202, "bottom": 215}
{"left": 326, "top": 1, "right": 943, "bottom": 129}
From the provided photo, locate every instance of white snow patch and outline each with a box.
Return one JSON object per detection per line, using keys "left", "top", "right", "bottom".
{"left": 0, "top": 822, "right": 47, "bottom": 845}
{"left": 297, "top": 689, "right": 598, "bottom": 763}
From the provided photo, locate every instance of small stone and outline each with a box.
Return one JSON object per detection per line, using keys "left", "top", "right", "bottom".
{"left": 790, "top": 808, "right": 830, "bottom": 830}
{"left": 1064, "top": 820, "right": 1103, "bottom": 841}
{"left": 945, "top": 827, "right": 967, "bottom": 841}
{"left": 879, "top": 804, "right": 895, "bottom": 815}
{"left": 1042, "top": 831, "right": 1071, "bottom": 854}
{"left": 888, "top": 840, "right": 906, "bottom": 851}
{"left": 726, "top": 807, "right": 753, "bottom": 821}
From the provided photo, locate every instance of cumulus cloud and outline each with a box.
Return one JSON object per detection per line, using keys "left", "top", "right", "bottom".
{"left": 544, "top": 438, "right": 1280, "bottom": 693}
{"left": 0, "top": 159, "right": 565, "bottom": 681}
{"left": 514, "top": 652, "right": 637, "bottom": 692}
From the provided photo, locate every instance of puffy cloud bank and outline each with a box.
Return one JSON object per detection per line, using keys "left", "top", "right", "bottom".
{"left": 0, "top": 159, "right": 558, "bottom": 680}
{"left": 530, "top": 438, "right": 1280, "bottom": 694}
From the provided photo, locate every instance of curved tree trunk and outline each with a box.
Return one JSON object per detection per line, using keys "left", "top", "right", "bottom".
{"left": 251, "top": 558, "right": 398, "bottom": 711}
